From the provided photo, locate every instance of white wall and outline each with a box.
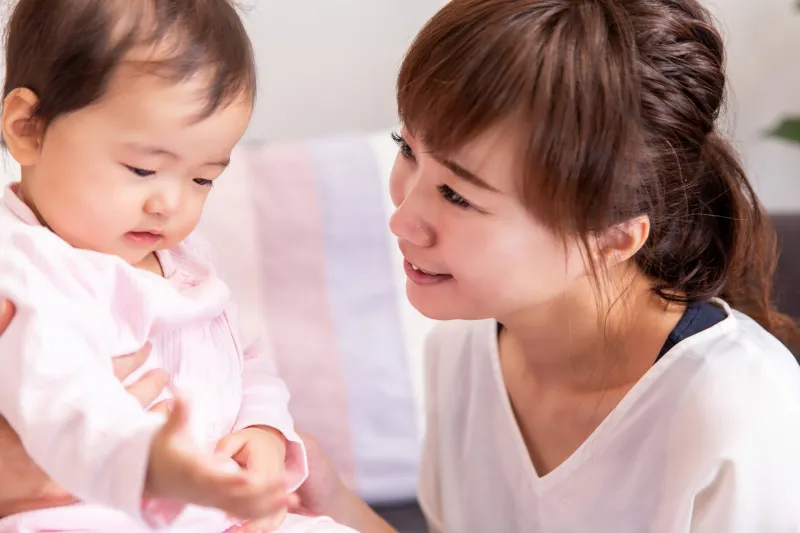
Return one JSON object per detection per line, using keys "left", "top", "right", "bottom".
{"left": 241, "top": 0, "right": 442, "bottom": 141}
{"left": 1, "top": 0, "right": 799, "bottom": 211}
{"left": 239, "top": 0, "right": 799, "bottom": 211}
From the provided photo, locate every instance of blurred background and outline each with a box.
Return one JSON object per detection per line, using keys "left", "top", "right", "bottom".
{"left": 0, "top": 0, "right": 798, "bottom": 210}
{"left": 0, "top": 3, "right": 797, "bottom": 530}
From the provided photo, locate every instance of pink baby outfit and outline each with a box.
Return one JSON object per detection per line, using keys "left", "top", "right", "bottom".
{"left": 0, "top": 184, "right": 357, "bottom": 533}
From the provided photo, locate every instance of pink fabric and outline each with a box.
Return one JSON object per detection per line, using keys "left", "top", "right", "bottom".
{"left": 245, "top": 144, "right": 357, "bottom": 489}
{"left": 196, "top": 136, "right": 425, "bottom": 503}
{"left": 0, "top": 184, "right": 306, "bottom": 528}
{"left": 0, "top": 505, "right": 356, "bottom": 533}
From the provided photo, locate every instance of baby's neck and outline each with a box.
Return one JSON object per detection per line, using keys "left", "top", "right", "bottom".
{"left": 15, "top": 180, "right": 50, "bottom": 230}
{"left": 135, "top": 252, "right": 165, "bottom": 277}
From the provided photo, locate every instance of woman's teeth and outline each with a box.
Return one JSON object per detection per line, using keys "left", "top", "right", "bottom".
{"left": 411, "top": 263, "right": 440, "bottom": 276}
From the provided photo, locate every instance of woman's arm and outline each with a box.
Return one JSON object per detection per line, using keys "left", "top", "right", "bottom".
{"left": 324, "top": 488, "right": 399, "bottom": 533}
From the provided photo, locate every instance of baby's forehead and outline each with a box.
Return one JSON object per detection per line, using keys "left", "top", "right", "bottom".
{"left": 83, "top": 71, "right": 251, "bottom": 158}
{"left": 97, "top": 67, "right": 208, "bottom": 118}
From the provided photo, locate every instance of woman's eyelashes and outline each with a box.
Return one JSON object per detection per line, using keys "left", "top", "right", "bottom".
{"left": 124, "top": 165, "right": 214, "bottom": 187}
{"left": 392, "top": 132, "right": 477, "bottom": 211}
{"left": 391, "top": 131, "right": 414, "bottom": 159}
{"left": 437, "top": 184, "right": 471, "bottom": 209}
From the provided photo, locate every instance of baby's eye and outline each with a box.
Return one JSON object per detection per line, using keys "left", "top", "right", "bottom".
{"left": 194, "top": 178, "right": 214, "bottom": 187}
{"left": 125, "top": 165, "right": 155, "bottom": 177}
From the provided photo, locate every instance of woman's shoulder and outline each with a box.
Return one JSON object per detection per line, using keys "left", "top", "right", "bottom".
{"left": 664, "top": 306, "right": 800, "bottom": 448}
{"left": 676, "top": 306, "right": 799, "bottom": 389}
{"left": 423, "top": 319, "right": 497, "bottom": 392}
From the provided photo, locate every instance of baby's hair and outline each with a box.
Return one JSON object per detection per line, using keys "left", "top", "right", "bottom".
{"left": 398, "top": 0, "right": 798, "bottom": 350}
{"left": 2, "top": 0, "right": 256, "bottom": 131}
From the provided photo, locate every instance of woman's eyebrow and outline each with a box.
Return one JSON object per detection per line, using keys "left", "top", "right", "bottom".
{"left": 435, "top": 156, "right": 499, "bottom": 192}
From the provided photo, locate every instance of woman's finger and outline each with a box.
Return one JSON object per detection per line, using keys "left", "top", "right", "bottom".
{"left": 112, "top": 343, "right": 152, "bottom": 381}
{"left": 148, "top": 399, "right": 174, "bottom": 415}
{"left": 0, "top": 299, "right": 16, "bottom": 335}
{"left": 125, "top": 369, "right": 169, "bottom": 408}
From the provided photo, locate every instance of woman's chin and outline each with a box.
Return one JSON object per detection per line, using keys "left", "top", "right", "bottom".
{"left": 406, "top": 285, "right": 487, "bottom": 322}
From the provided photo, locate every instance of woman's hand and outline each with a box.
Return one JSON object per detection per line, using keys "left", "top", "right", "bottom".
{"left": 288, "top": 431, "right": 349, "bottom": 518}
{"left": 0, "top": 299, "right": 170, "bottom": 517}
{"left": 290, "top": 432, "right": 397, "bottom": 533}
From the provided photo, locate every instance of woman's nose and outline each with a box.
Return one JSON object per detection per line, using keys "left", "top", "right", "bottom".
{"left": 388, "top": 157, "right": 435, "bottom": 247}
{"left": 389, "top": 187, "right": 435, "bottom": 248}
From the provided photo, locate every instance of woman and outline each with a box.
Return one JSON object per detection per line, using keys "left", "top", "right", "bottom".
{"left": 2, "top": 0, "right": 799, "bottom": 531}
{"left": 296, "top": 0, "right": 800, "bottom": 530}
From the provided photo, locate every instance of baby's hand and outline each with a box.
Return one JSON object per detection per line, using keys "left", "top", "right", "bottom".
{"left": 215, "top": 426, "right": 291, "bottom": 533}
{"left": 144, "top": 398, "right": 290, "bottom": 523}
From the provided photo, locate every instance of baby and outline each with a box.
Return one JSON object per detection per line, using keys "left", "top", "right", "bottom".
{"left": 0, "top": 1, "right": 356, "bottom": 532}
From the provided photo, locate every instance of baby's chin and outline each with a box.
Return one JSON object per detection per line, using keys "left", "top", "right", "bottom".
{"left": 127, "top": 250, "right": 164, "bottom": 274}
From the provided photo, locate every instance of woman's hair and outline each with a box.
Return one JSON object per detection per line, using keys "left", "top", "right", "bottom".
{"left": 2, "top": 0, "right": 256, "bottom": 129}
{"left": 397, "top": 0, "right": 798, "bottom": 349}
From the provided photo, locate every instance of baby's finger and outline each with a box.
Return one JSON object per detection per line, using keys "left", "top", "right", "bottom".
{"left": 216, "top": 478, "right": 291, "bottom": 522}
{"left": 286, "top": 493, "right": 300, "bottom": 510}
{"left": 160, "top": 394, "right": 191, "bottom": 437}
{"left": 0, "top": 299, "right": 15, "bottom": 334}
{"left": 214, "top": 432, "right": 248, "bottom": 459}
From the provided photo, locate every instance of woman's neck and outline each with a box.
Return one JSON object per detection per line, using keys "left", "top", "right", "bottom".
{"left": 497, "top": 273, "right": 685, "bottom": 393}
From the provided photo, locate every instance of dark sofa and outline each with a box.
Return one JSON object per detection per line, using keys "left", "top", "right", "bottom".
{"left": 774, "top": 215, "right": 800, "bottom": 326}
{"left": 375, "top": 214, "right": 800, "bottom": 533}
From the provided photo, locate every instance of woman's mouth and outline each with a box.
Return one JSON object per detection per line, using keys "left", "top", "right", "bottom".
{"left": 403, "top": 259, "right": 453, "bottom": 285}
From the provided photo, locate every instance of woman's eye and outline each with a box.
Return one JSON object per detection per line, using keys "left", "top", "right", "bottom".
{"left": 194, "top": 178, "right": 214, "bottom": 188}
{"left": 391, "top": 131, "right": 414, "bottom": 159}
{"left": 437, "top": 184, "right": 471, "bottom": 209}
{"left": 125, "top": 165, "right": 155, "bottom": 177}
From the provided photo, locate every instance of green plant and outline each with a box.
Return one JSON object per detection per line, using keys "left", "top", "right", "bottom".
{"left": 769, "top": 118, "right": 800, "bottom": 144}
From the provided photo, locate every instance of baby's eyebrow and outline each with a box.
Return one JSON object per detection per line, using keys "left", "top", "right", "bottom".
{"left": 125, "top": 142, "right": 230, "bottom": 168}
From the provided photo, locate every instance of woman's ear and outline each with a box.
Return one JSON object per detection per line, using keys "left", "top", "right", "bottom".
{"left": 2, "top": 88, "right": 44, "bottom": 166}
{"left": 593, "top": 215, "right": 650, "bottom": 268}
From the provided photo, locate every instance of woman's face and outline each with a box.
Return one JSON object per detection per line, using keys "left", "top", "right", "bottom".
{"left": 388, "top": 126, "right": 589, "bottom": 322}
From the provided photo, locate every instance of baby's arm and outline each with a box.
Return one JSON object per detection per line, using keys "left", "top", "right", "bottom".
{"left": 227, "top": 306, "right": 308, "bottom": 491}
{"left": 0, "top": 232, "right": 284, "bottom": 526}
{"left": 0, "top": 284, "right": 165, "bottom": 521}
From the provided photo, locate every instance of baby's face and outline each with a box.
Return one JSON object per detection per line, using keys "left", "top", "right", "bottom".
{"left": 20, "top": 66, "right": 252, "bottom": 266}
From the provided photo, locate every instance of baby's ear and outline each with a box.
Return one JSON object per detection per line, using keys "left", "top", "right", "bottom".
{"left": 2, "top": 88, "right": 44, "bottom": 166}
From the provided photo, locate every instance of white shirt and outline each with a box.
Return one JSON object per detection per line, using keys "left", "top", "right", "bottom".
{"left": 418, "top": 301, "right": 800, "bottom": 532}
